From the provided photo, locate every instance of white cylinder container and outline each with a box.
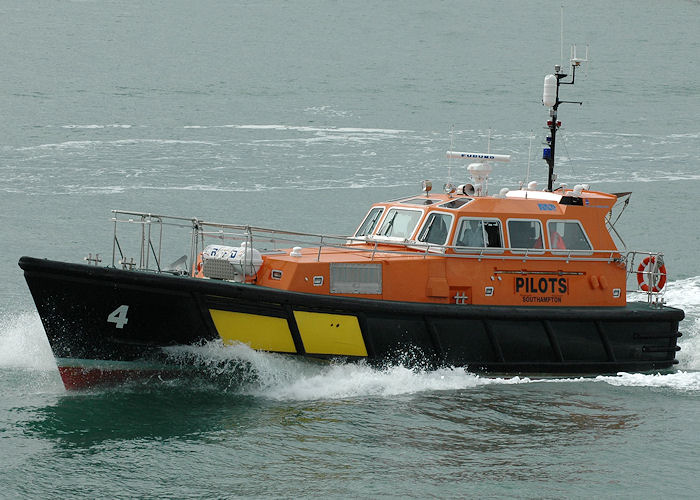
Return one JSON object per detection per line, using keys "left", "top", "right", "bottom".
{"left": 543, "top": 74, "right": 557, "bottom": 107}
{"left": 233, "top": 242, "right": 262, "bottom": 276}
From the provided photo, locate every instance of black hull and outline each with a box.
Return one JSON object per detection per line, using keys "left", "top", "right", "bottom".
{"left": 19, "top": 256, "right": 684, "bottom": 377}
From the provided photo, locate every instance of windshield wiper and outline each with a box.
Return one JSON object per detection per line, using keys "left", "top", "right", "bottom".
{"left": 381, "top": 211, "right": 398, "bottom": 236}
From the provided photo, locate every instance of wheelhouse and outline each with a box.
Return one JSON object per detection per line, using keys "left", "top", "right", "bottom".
{"left": 354, "top": 191, "right": 605, "bottom": 254}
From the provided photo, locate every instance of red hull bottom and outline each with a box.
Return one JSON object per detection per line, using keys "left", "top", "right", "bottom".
{"left": 57, "top": 366, "right": 176, "bottom": 390}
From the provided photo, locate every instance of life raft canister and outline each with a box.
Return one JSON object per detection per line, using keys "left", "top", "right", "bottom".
{"left": 636, "top": 256, "right": 667, "bottom": 292}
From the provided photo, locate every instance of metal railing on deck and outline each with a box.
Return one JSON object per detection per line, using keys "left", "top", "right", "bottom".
{"left": 624, "top": 250, "right": 668, "bottom": 305}
{"left": 109, "top": 210, "right": 667, "bottom": 302}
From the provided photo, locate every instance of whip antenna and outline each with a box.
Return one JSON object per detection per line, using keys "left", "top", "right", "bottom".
{"left": 560, "top": 5, "right": 564, "bottom": 68}
{"left": 525, "top": 130, "right": 534, "bottom": 185}
{"left": 448, "top": 124, "right": 455, "bottom": 183}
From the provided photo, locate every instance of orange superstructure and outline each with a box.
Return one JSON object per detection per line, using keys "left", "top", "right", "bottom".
{"left": 248, "top": 187, "right": 626, "bottom": 308}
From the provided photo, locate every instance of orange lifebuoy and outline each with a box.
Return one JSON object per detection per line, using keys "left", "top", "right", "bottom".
{"left": 636, "top": 256, "right": 667, "bottom": 292}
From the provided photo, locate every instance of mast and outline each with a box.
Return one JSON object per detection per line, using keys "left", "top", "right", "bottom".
{"left": 542, "top": 45, "right": 588, "bottom": 191}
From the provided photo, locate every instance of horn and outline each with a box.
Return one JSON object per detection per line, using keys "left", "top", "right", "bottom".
{"left": 460, "top": 183, "right": 475, "bottom": 196}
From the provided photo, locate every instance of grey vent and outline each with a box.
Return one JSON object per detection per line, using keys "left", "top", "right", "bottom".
{"left": 202, "top": 259, "right": 240, "bottom": 281}
{"left": 330, "top": 263, "right": 382, "bottom": 294}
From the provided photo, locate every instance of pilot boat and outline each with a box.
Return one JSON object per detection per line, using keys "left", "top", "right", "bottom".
{"left": 19, "top": 57, "right": 684, "bottom": 389}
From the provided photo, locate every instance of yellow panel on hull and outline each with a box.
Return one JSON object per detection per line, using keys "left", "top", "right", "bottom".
{"left": 293, "top": 311, "right": 367, "bottom": 357}
{"left": 209, "top": 309, "right": 296, "bottom": 353}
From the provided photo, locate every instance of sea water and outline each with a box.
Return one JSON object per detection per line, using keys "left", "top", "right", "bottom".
{"left": 1, "top": 0, "right": 699, "bottom": 497}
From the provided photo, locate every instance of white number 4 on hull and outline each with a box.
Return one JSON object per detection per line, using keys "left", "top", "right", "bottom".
{"left": 107, "top": 305, "right": 129, "bottom": 329}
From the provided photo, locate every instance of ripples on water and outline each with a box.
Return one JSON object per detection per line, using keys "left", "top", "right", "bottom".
{"left": 3, "top": 126, "right": 699, "bottom": 195}
{"left": 3, "top": 350, "right": 698, "bottom": 496}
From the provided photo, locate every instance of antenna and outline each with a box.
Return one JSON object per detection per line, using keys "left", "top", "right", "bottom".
{"left": 541, "top": 40, "right": 589, "bottom": 191}
{"left": 560, "top": 5, "right": 564, "bottom": 68}
{"left": 448, "top": 124, "right": 455, "bottom": 183}
{"left": 570, "top": 44, "right": 589, "bottom": 66}
{"left": 446, "top": 151, "right": 510, "bottom": 197}
{"left": 525, "top": 130, "right": 534, "bottom": 186}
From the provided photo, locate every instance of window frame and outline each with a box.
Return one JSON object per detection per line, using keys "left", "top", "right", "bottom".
{"left": 372, "top": 207, "right": 425, "bottom": 242}
{"left": 452, "top": 217, "right": 504, "bottom": 254}
{"left": 415, "top": 211, "right": 455, "bottom": 248}
{"left": 353, "top": 206, "right": 385, "bottom": 239}
{"left": 506, "top": 218, "right": 546, "bottom": 254}
{"left": 546, "top": 219, "right": 594, "bottom": 254}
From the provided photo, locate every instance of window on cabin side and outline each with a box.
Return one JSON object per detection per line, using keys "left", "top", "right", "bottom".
{"left": 455, "top": 219, "right": 503, "bottom": 250}
{"left": 376, "top": 208, "right": 422, "bottom": 239}
{"left": 546, "top": 221, "right": 592, "bottom": 251}
{"left": 417, "top": 213, "right": 452, "bottom": 245}
{"left": 355, "top": 207, "right": 384, "bottom": 237}
{"left": 483, "top": 220, "right": 503, "bottom": 248}
{"left": 507, "top": 220, "right": 544, "bottom": 250}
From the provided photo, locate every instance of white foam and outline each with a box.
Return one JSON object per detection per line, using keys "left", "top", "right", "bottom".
{"left": 661, "top": 276, "right": 700, "bottom": 370}
{"left": 304, "top": 106, "right": 351, "bottom": 118}
{"left": 165, "top": 339, "right": 700, "bottom": 400}
{"left": 252, "top": 364, "right": 700, "bottom": 400}
{"left": 0, "top": 311, "right": 57, "bottom": 370}
{"left": 16, "top": 138, "right": 218, "bottom": 151}
{"left": 60, "top": 124, "right": 133, "bottom": 129}
{"left": 669, "top": 133, "right": 700, "bottom": 139}
{"left": 16, "top": 140, "right": 97, "bottom": 151}
{"left": 183, "top": 124, "right": 411, "bottom": 135}
{"left": 162, "top": 340, "right": 531, "bottom": 400}
{"left": 254, "top": 363, "right": 529, "bottom": 401}
{"left": 675, "top": 313, "right": 700, "bottom": 371}
{"left": 663, "top": 276, "right": 700, "bottom": 316}
{"left": 132, "top": 181, "right": 410, "bottom": 193}
{"left": 592, "top": 371, "right": 700, "bottom": 391}
{"left": 109, "top": 139, "right": 219, "bottom": 146}
{"left": 61, "top": 124, "right": 104, "bottom": 129}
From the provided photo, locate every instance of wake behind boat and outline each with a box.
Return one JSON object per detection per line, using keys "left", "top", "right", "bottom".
{"left": 19, "top": 55, "right": 684, "bottom": 389}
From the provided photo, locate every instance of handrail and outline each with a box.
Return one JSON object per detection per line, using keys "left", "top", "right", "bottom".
{"left": 196, "top": 230, "right": 622, "bottom": 262}
{"left": 106, "top": 209, "right": 671, "bottom": 309}
{"left": 623, "top": 250, "right": 667, "bottom": 304}
{"left": 111, "top": 211, "right": 670, "bottom": 275}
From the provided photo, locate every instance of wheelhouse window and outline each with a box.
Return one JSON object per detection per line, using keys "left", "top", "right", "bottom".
{"left": 546, "top": 220, "right": 592, "bottom": 251}
{"left": 417, "top": 212, "right": 453, "bottom": 246}
{"left": 354, "top": 207, "right": 384, "bottom": 237}
{"left": 507, "top": 219, "right": 544, "bottom": 251}
{"left": 376, "top": 208, "right": 422, "bottom": 240}
{"left": 454, "top": 218, "right": 503, "bottom": 251}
